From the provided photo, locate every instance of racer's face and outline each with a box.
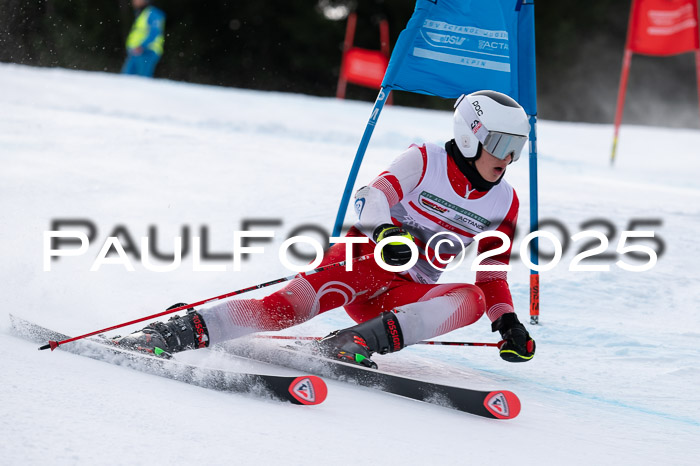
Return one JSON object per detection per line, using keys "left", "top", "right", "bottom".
{"left": 475, "top": 149, "right": 512, "bottom": 182}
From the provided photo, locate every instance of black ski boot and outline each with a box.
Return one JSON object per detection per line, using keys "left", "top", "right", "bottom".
{"left": 317, "top": 311, "right": 405, "bottom": 369}
{"left": 112, "top": 304, "right": 209, "bottom": 357}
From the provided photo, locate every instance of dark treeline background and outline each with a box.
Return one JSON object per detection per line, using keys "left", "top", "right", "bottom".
{"left": 1, "top": 0, "right": 698, "bottom": 128}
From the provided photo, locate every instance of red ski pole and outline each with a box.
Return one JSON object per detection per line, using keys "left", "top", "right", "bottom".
{"left": 39, "top": 253, "right": 375, "bottom": 351}
{"left": 255, "top": 335, "right": 501, "bottom": 347}
{"left": 418, "top": 340, "right": 500, "bottom": 347}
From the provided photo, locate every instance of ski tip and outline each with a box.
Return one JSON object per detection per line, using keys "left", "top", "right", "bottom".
{"left": 483, "top": 390, "right": 521, "bottom": 419}
{"left": 288, "top": 375, "right": 328, "bottom": 406}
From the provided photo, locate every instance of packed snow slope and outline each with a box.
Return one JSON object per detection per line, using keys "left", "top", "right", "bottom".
{"left": 1, "top": 64, "right": 699, "bottom": 465}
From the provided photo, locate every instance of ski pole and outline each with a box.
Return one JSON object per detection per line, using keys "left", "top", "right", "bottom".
{"left": 418, "top": 340, "right": 501, "bottom": 347}
{"left": 254, "top": 335, "right": 501, "bottom": 347}
{"left": 39, "top": 253, "right": 375, "bottom": 351}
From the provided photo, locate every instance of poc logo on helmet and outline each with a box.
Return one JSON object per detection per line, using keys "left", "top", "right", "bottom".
{"left": 472, "top": 100, "right": 483, "bottom": 116}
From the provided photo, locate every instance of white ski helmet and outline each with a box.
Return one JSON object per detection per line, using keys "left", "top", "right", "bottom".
{"left": 453, "top": 90, "right": 530, "bottom": 162}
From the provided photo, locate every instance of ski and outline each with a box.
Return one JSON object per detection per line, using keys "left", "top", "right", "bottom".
{"left": 226, "top": 341, "right": 520, "bottom": 419}
{"left": 9, "top": 315, "right": 327, "bottom": 406}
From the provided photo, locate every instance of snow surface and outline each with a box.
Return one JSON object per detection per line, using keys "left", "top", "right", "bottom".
{"left": 1, "top": 63, "right": 699, "bottom": 465}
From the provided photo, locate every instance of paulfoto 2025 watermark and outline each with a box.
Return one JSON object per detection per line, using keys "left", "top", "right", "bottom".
{"left": 43, "top": 218, "right": 664, "bottom": 273}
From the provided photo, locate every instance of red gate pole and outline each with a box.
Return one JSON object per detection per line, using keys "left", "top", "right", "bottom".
{"left": 379, "top": 18, "right": 393, "bottom": 105}
{"left": 611, "top": 48, "right": 633, "bottom": 165}
{"left": 336, "top": 12, "right": 357, "bottom": 99}
{"left": 695, "top": 49, "right": 700, "bottom": 122}
{"left": 611, "top": 0, "right": 639, "bottom": 165}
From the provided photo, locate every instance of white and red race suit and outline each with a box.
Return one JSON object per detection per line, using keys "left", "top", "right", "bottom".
{"left": 199, "top": 143, "right": 519, "bottom": 347}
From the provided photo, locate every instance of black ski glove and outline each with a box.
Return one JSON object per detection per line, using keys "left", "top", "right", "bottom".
{"left": 492, "top": 313, "right": 535, "bottom": 363}
{"left": 373, "top": 224, "right": 414, "bottom": 267}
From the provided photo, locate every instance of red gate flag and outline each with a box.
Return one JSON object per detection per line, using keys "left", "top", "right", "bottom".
{"left": 342, "top": 48, "right": 389, "bottom": 89}
{"left": 612, "top": 0, "right": 700, "bottom": 164}
{"left": 628, "top": 0, "right": 699, "bottom": 56}
{"left": 336, "top": 12, "right": 391, "bottom": 99}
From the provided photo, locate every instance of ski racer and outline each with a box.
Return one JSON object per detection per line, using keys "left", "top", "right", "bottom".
{"left": 115, "top": 90, "right": 536, "bottom": 368}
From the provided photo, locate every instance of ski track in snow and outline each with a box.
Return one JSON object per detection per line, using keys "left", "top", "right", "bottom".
{"left": 1, "top": 64, "right": 699, "bottom": 465}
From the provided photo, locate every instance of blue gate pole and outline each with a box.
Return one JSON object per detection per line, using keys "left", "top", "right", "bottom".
{"left": 527, "top": 114, "right": 540, "bottom": 324}
{"left": 331, "top": 87, "right": 391, "bottom": 238}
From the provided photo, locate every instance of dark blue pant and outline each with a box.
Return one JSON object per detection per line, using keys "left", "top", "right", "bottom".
{"left": 121, "top": 50, "right": 160, "bottom": 77}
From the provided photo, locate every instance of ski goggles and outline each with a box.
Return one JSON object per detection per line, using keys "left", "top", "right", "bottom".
{"left": 481, "top": 131, "right": 528, "bottom": 161}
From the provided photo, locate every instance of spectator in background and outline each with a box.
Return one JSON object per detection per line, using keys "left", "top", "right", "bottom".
{"left": 122, "top": 0, "right": 165, "bottom": 77}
